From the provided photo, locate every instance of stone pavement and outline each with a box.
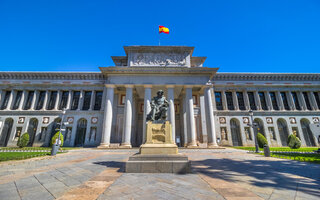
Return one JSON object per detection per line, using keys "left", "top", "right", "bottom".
{"left": 0, "top": 148, "right": 319, "bottom": 200}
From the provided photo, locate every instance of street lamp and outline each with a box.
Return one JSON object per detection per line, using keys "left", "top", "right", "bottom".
{"left": 51, "top": 108, "right": 67, "bottom": 156}
{"left": 248, "top": 110, "right": 259, "bottom": 153}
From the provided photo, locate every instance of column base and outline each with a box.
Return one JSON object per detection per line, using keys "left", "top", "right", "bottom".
{"left": 120, "top": 144, "right": 132, "bottom": 148}
{"left": 97, "top": 143, "right": 110, "bottom": 148}
{"left": 208, "top": 143, "right": 219, "bottom": 148}
{"left": 187, "top": 141, "right": 198, "bottom": 148}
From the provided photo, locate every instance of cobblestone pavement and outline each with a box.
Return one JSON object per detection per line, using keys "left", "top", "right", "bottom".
{"left": 0, "top": 148, "right": 319, "bottom": 200}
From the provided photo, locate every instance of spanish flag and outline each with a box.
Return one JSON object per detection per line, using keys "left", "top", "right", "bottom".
{"left": 159, "top": 25, "right": 169, "bottom": 34}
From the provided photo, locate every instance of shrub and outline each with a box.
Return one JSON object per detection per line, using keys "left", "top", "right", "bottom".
{"left": 51, "top": 131, "right": 64, "bottom": 147}
{"left": 257, "top": 132, "right": 268, "bottom": 148}
{"left": 287, "top": 134, "right": 301, "bottom": 149}
{"left": 17, "top": 133, "right": 29, "bottom": 148}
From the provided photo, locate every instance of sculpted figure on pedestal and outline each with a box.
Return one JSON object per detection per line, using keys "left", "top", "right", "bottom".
{"left": 147, "top": 90, "right": 169, "bottom": 122}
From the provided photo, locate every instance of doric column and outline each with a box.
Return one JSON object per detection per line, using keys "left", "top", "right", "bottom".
{"left": 66, "top": 90, "right": 72, "bottom": 110}
{"left": 186, "top": 87, "right": 197, "bottom": 146}
{"left": 199, "top": 91, "right": 208, "bottom": 144}
{"left": 287, "top": 91, "right": 295, "bottom": 110}
{"left": 276, "top": 91, "right": 285, "bottom": 111}
{"left": 121, "top": 85, "right": 133, "bottom": 147}
{"left": 54, "top": 90, "right": 62, "bottom": 110}
{"left": 211, "top": 87, "right": 217, "bottom": 111}
{"left": 182, "top": 92, "right": 188, "bottom": 147}
{"left": 232, "top": 91, "right": 239, "bottom": 110}
{"left": 297, "top": 91, "right": 307, "bottom": 110}
{"left": 221, "top": 91, "right": 227, "bottom": 110}
{"left": 206, "top": 88, "right": 218, "bottom": 147}
{"left": 98, "top": 85, "right": 115, "bottom": 148}
{"left": 18, "top": 90, "right": 27, "bottom": 110}
{"left": 77, "top": 90, "right": 84, "bottom": 111}
{"left": 243, "top": 90, "right": 250, "bottom": 110}
{"left": 308, "top": 92, "right": 318, "bottom": 110}
{"left": 43, "top": 90, "right": 49, "bottom": 110}
{"left": 89, "top": 90, "right": 95, "bottom": 111}
{"left": 265, "top": 91, "right": 273, "bottom": 110}
{"left": 142, "top": 85, "right": 152, "bottom": 144}
{"left": 7, "top": 90, "right": 15, "bottom": 110}
{"left": 254, "top": 91, "right": 261, "bottom": 110}
{"left": 167, "top": 85, "right": 176, "bottom": 143}
{"left": 31, "top": 90, "right": 39, "bottom": 110}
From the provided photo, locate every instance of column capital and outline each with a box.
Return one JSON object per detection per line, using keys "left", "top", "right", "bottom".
{"left": 166, "top": 85, "right": 175, "bottom": 88}
{"left": 105, "top": 84, "right": 116, "bottom": 88}
{"left": 124, "top": 84, "right": 134, "bottom": 88}
{"left": 184, "top": 85, "right": 193, "bottom": 89}
{"left": 143, "top": 84, "right": 153, "bottom": 88}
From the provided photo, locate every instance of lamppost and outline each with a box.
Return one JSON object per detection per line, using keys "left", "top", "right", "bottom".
{"left": 248, "top": 110, "right": 259, "bottom": 153}
{"left": 51, "top": 108, "right": 67, "bottom": 156}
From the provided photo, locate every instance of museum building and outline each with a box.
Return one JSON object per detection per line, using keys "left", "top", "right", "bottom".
{"left": 0, "top": 46, "right": 319, "bottom": 148}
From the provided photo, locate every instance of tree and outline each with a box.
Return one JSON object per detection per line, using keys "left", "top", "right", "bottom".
{"left": 17, "top": 133, "right": 29, "bottom": 148}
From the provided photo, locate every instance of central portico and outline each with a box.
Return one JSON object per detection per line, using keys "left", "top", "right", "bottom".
{"left": 98, "top": 46, "right": 219, "bottom": 148}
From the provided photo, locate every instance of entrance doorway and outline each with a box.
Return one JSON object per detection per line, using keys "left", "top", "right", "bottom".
{"left": 0, "top": 118, "right": 14, "bottom": 147}
{"left": 301, "top": 119, "right": 316, "bottom": 146}
{"left": 27, "top": 118, "right": 38, "bottom": 146}
{"left": 75, "top": 118, "right": 87, "bottom": 147}
{"left": 230, "top": 118, "right": 242, "bottom": 146}
{"left": 277, "top": 119, "right": 289, "bottom": 146}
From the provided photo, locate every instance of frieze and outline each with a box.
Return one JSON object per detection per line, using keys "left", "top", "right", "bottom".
{"left": 0, "top": 72, "right": 104, "bottom": 80}
{"left": 130, "top": 53, "right": 188, "bottom": 67}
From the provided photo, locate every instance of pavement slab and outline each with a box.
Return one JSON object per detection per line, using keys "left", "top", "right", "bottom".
{"left": 0, "top": 148, "right": 319, "bottom": 199}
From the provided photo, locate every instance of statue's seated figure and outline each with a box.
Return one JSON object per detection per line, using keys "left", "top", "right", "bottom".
{"left": 147, "top": 90, "right": 169, "bottom": 122}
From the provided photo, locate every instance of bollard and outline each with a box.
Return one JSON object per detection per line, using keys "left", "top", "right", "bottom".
{"left": 263, "top": 144, "right": 270, "bottom": 157}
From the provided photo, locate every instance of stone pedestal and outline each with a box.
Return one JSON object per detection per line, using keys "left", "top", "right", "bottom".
{"left": 126, "top": 121, "right": 191, "bottom": 173}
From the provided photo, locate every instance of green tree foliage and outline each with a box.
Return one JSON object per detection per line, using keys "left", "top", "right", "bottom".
{"left": 257, "top": 132, "right": 268, "bottom": 148}
{"left": 17, "top": 133, "right": 29, "bottom": 148}
{"left": 51, "top": 131, "right": 64, "bottom": 147}
{"left": 287, "top": 134, "right": 301, "bottom": 149}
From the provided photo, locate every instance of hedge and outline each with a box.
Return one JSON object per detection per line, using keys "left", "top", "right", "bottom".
{"left": 257, "top": 132, "right": 268, "bottom": 148}
{"left": 287, "top": 134, "right": 301, "bottom": 149}
{"left": 17, "top": 133, "right": 29, "bottom": 148}
{"left": 51, "top": 131, "right": 64, "bottom": 147}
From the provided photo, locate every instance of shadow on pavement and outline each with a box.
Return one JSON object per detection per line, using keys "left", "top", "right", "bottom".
{"left": 93, "top": 161, "right": 125, "bottom": 172}
{"left": 192, "top": 158, "right": 320, "bottom": 197}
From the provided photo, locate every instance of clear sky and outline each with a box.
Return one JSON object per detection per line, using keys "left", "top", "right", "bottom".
{"left": 0, "top": 0, "right": 319, "bottom": 72}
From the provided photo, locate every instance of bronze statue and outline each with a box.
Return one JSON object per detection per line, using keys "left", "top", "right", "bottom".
{"left": 147, "top": 90, "right": 169, "bottom": 121}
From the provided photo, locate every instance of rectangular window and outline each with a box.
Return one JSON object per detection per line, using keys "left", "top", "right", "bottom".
{"left": 12, "top": 91, "right": 23, "bottom": 110}
{"left": 314, "top": 92, "right": 320, "bottom": 109}
{"left": 215, "top": 92, "right": 223, "bottom": 110}
{"left": 35, "top": 91, "right": 46, "bottom": 110}
{"left": 82, "top": 91, "right": 92, "bottom": 110}
{"left": 24, "top": 91, "right": 34, "bottom": 110}
{"left": 303, "top": 92, "right": 312, "bottom": 110}
{"left": 0, "top": 91, "right": 11, "bottom": 110}
{"left": 269, "top": 92, "right": 279, "bottom": 110}
{"left": 47, "top": 91, "right": 57, "bottom": 110}
{"left": 280, "top": 92, "right": 290, "bottom": 110}
{"left": 71, "top": 91, "right": 80, "bottom": 110}
{"left": 258, "top": 92, "right": 268, "bottom": 110}
{"left": 291, "top": 92, "right": 301, "bottom": 110}
{"left": 59, "top": 91, "right": 69, "bottom": 110}
{"left": 94, "top": 91, "right": 103, "bottom": 110}
{"left": 247, "top": 92, "right": 257, "bottom": 110}
{"left": 236, "top": 92, "right": 246, "bottom": 110}
{"left": 225, "top": 92, "right": 234, "bottom": 110}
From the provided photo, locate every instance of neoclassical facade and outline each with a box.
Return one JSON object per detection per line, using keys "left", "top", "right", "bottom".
{"left": 0, "top": 46, "right": 319, "bottom": 148}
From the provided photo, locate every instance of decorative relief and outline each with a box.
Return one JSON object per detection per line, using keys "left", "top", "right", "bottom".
{"left": 42, "top": 117, "right": 49, "bottom": 124}
{"left": 18, "top": 117, "right": 25, "bottom": 124}
{"left": 131, "top": 53, "right": 188, "bottom": 66}
{"left": 219, "top": 117, "right": 226, "bottom": 124}
{"left": 242, "top": 117, "right": 249, "bottom": 124}
{"left": 91, "top": 117, "right": 98, "bottom": 124}
{"left": 266, "top": 117, "right": 273, "bottom": 124}
{"left": 67, "top": 117, "right": 74, "bottom": 124}
{"left": 289, "top": 117, "right": 296, "bottom": 124}
{"left": 313, "top": 117, "right": 319, "bottom": 123}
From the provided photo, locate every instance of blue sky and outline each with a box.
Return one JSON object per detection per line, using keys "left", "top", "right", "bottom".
{"left": 0, "top": 0, "right": 319, "bottom": 72}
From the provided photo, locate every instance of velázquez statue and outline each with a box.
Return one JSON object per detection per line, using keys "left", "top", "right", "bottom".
{"left": 146, "top": 90, "right": 169, "bottom": 121}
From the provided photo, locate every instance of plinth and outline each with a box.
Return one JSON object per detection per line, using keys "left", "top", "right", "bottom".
{"left": 126, "top": 121, "right": 191, "bottom": 173}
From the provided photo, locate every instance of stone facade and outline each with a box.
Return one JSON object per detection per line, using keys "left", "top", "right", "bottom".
{"left": 0, "top": 46, "right": 319, "bottom": 148}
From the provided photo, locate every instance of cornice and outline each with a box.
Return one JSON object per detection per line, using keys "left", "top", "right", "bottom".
{"left": 214, "top": 73, "right": 320, "bottom": 81}
{"left": 0, "top": 72, "right": 104, "bottom": 80}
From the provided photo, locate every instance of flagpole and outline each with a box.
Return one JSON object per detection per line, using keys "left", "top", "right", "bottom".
{"left": 158, "top": 32, "right": 160, "bottom": 46}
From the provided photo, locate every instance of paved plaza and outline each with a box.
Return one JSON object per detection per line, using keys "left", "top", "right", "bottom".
{"left": 0, "top": 148, "right": 319, "bottom": 200}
